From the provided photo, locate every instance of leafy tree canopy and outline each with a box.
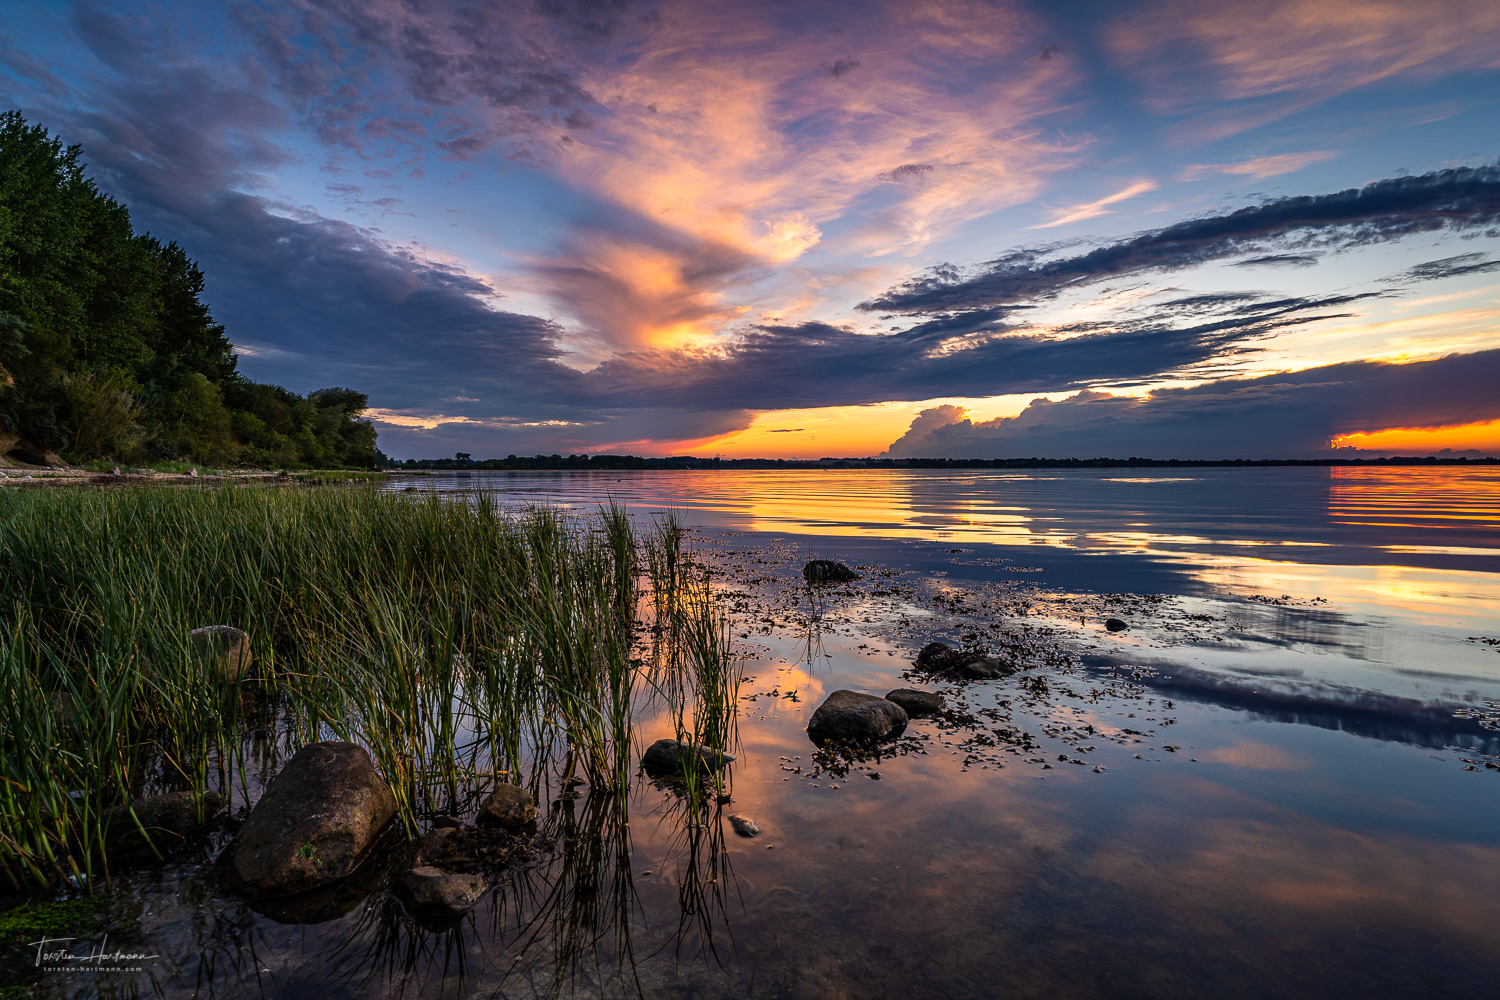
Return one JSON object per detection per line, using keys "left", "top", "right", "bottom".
{"left": 0, "top": 111, "right": 378, "bottom": 468}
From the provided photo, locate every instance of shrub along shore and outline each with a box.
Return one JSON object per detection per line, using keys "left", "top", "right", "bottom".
{"left": 0, "top": 485, "right": 738, "bottom": 893}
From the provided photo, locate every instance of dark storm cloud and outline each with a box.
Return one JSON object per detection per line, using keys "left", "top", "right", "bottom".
{"left": 883, "top": 350, "right": 1500, "bottom": 459}
{"left": 580, "top": 289, "right": 1363, "bottom": 411}
{"left": 863, "top": 162, "right": 1500, "bottom": 314}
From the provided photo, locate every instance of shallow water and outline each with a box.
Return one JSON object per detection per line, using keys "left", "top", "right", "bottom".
{"left": 21, "top": 468, "right": 1500, "bottom": 999}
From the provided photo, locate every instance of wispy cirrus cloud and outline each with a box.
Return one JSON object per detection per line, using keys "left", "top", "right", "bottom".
{"left": 1031, "top": 180, "right": 1158, "bottom": 229}
{"left": 1181, "top": 151, "right": 1337, "bottom": 181}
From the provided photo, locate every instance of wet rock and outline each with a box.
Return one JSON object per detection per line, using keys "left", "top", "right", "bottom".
{"left": 952, "top": 654, "right": 1018, "bottom": 680}
{"left": 106, "top": 789, "right": 225, "bottom": 850}
{"left": 915, "top": 642, "right": 962, "bottom": 670}
{"left": 430, "top": 814, "right": 462, "bottom": 829}
{"left": 188, "top": 625, "right": 254, "bottom": 683}
{"left": 1105, "top": 618, "right": 1129, "bottom": 632}
{"left": 393, "top": 866, "right": 487, "bottom": 916}
{"left": 414, "top": 826, "right": 458, "bottom": 864}
{"left": 476, "top": 784, "right": 536, "bottom": 829}
{"left": 226, "top": 741, "right": 397, "bottom": 898}
{"left": 640, "top": 738, "right": 736, "bottom": 776}
{"left": 885, "top": 689, "right": 943, "bottom": 716}
{"left": 802, "top": 560, "right": 860, "bottom": 585}
{"left": 808, "top": 690, "right": 908, "bottom": 740}
{"left": 727, "top": 814, "right": 761, "bottom": 838}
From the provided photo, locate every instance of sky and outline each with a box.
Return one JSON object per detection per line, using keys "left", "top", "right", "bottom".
{"left": 3, "top": 0, "right": 1500, "bottom": 460}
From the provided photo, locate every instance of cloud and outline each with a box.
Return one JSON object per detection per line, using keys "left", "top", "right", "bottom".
{"left": 864, "top": 160, "right": 1500, "bottom": 315}
{"left": 1031, "top": 179, "right": 1158, "bottom": 229}
{"left": 1401, "top": 253, "right": 1500, "bottom": 282}
{"left": 1181, "top": 151, "right": 1336, "bottom": 181}
{"left": 1232, "top": 254, "right": 1321, "bottom": 268}
{"left": 882, "top": 349, "right": 1500, "bottom": 459}
{"left": 1109, "top": 0, "right": 1500, "bottom": 115}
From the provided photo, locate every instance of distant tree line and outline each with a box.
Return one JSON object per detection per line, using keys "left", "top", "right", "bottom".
{"left": 0, "top": 111, "right": 378, "bottom": 468}
{"left": 388, "top": 453, "right": 1500, "bottom": 470}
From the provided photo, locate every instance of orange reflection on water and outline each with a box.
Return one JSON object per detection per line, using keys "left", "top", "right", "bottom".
{"left": 1328, "top": 465, "right": 1500, "bottom": 531}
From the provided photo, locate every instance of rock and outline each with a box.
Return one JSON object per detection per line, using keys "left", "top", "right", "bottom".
{"left": 914, "top": 642, "right": 1016, "bottom": 680}
{"left": 413, "top": 826, "right": 458, "bottom": 864}
{"left": 187, "top": 467, "right": 199, "bottom": 477}
{"left": 1105, "top": 618, "right": 1128, "bottom": 632}
{"left": 475, "top": 784, "right": 536, "bottom": 828}
{"left": 802, "top": 560, "right": 860, "bottom": 585}
{"left": 226, "top": 742, "right": 397, "bottom": 898}
{"left": 106, "top": 789, "right": 226, "bottom": 849}
{"left": 885, "top": 688, "right": 943, "bottom": 716}
{"left": 808, "top": 690, "right": 908, "bottom": 740}
{"left": 952, "top": 653, "right": 1018, "bottom": 679}
{"left": 109, "top": 466, "right": 121, "bottom": 476}
{"left": 727, "top": 814, "right": 761, "bottom": 837}
{"left": 188, "top": 625, "right": 254, "bottom": 683}
{"left": 915, "top": 642, "right": 962, "bottom": 670}
{"left": 640, "top": 738, "right": 736, "bottom": 776}
{"left": 430, "top": 814, "right": 462, "bottom": 829}
{"left": 393, "top": 866, "right": 487, "bottom": 916}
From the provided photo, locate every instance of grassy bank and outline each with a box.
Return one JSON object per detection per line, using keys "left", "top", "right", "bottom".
{"left": 0, "top": 486, "right": 738, "bottom": 891}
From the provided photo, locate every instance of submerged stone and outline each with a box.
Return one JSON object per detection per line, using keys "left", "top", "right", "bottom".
{"left": 727, "top": 814, "right": 762, "bottom": 837}
{"left": 808, "top": 689, "right": 908, "bottom": 740}
{"left": 476, "top": 784, "right": 537, "bottom": 828}
{"left": 802, "top": 560, "right": 861, "bottom": 585}
{"left": 885, "top": 688, "right": 943, "bottom": 716}
{"left": 1105, "top": 618, "right": 1129, "bottom": 632}
{"left": 188, "top": 625, "right": 254, "bottom": 683}
{"left": 640, "top": 739, "right": 736, "bottom": 776}
{"left": 106, "top": 789, "right": 225, "bottom": 851}
{"left": 226, "top": 741, "right": 397, "bottom": 899}
{"left": 393, "top": 866, "right": 487, "bottom": 916}
{"left": 952, "top": 654, "right": 1018, "bottom": 680}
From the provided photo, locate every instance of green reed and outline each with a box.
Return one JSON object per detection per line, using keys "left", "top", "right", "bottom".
{"left": 0, "top": 485, "right": 724, "bottom": 889}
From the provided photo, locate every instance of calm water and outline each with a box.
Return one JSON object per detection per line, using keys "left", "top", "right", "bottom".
{"left": 32, "top": 468, "right": 1500, "bottom": 999}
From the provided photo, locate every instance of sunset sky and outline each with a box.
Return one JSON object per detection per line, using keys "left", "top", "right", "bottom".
{"left": 4, "top": 0, "right": 1499, "bottom": 458}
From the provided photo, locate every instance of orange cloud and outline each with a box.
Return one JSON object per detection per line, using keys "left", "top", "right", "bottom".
{"left": 530, "top": 0, "right": 1081, "bottom": 352}
{"left": 1333, "top": 417, "right": 1500, "bottom": 454}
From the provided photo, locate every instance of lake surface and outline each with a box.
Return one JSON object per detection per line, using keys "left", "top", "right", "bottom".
{"left": 31, "top": 467, "right": 1500, "bottom": 998}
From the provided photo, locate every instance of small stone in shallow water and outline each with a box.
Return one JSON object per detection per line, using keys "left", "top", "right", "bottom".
{"left": 476, "top": 784, "right": 537, "bottom": 828}
{"left": 188, "top": 625, "right": 254, "bottom": 683}
{"left": 393, "top": 866, "right": 486, "bottom": 916}
{"left": 1105, "top": 618, "right": 1129, "bottom": 632}
{"left": 808, "top": 690, "right": 908, "bottom": 740}
{"left": 728, "top": 814, "right": 761, "bottom": 838}
{"left": 885, "top": 688, "right": 943, "bottom": 716}
{"left": 802, "top": 560, "right": 860, "bottom": 585}
{"left": 640, "top": 739, "right": 736, "bottom": 776}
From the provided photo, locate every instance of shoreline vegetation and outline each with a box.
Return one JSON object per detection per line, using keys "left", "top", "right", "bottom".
{"left": 0, "top": 486, "right": 739, "bottom": 896}
{"left": 0, "top": 111, "right": 380, "bottom": 472}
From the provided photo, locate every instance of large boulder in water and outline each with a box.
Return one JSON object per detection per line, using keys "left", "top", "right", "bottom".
{"left": 808, "top": 690, "right": 908, "bottom": 740}
{"left": 641, "top": 739, "right": 735, "bottom": 777}
{"left": 226, "top": 742, "right": 397, "bottom": 898}
{"left": 915, "top": 642, "right": 962, "bottom": 670}
{"left": 188, "top": 626, "right": 254, "bottom": 683}
{"left": 802, "top": 560, "right": 860, "bottom": 585}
